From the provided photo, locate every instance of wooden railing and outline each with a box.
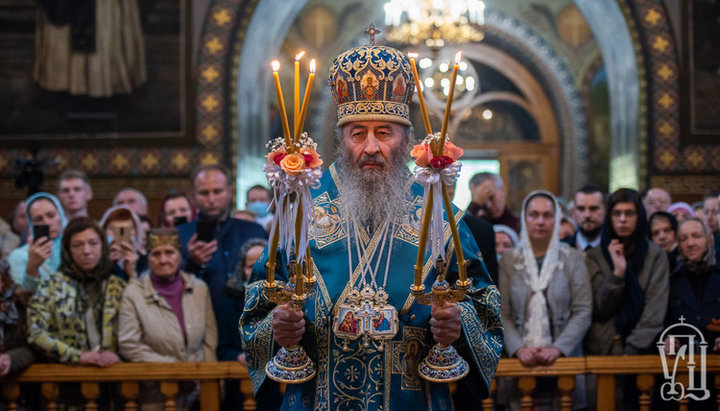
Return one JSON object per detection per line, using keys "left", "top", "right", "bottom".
{"left": 3, "top": 356, "right": 720, "bottom": 410}
{"left": 1, "top": 362, "right": 254, "bottom": 411}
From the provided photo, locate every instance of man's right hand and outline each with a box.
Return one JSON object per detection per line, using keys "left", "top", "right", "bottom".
{"left": 187, "top": 233, "right": 218, "bottom": 265}
{"left": 272, "top": 304, "right": 305, "bottom": 347}
{"left": 27, "top": 237, "right": 53, "bottom": 277}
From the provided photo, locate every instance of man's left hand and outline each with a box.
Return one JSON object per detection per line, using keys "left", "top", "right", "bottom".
{"left": 429, "top": 303, "right": 462, "bottom": 345}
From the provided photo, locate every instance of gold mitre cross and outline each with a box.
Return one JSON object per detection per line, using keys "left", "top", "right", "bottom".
{"left": 364, "top": 24, "right": 382, "bottom": 45}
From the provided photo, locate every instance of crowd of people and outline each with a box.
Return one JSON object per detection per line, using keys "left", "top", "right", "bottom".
{"left": 0, "top": 163, "right": 719, "bottom": 408}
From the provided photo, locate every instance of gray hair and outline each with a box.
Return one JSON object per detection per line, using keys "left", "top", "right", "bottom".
{"left": 469, "top": 172, "right": 503, "bottom": 189}
{"left": 113, "top": 188, "right": 148, "bottom": 208}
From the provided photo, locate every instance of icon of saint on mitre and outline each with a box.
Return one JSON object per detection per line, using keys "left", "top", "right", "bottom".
{"left": 361, "top": 73, "right": 379, "bottom": 101}
{"left": 391, "top": 76, "right": 406, "bottom": 102}
{"left": 336, "top": 78, "right": 350, "bottom": 104}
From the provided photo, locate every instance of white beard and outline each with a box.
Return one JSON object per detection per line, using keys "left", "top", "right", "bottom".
{"left": 335, "top": 142, "right": 412, "bottom": 230}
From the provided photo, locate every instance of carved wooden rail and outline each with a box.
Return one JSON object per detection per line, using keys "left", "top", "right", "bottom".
{"left": 493, "top": 355, "right": 720, "bottom": 411}
{"left": 1, "top": 362, "right": 255, "bottom": 411}
{"left": 3, "top": 356, "right": 719, "bottom": 410}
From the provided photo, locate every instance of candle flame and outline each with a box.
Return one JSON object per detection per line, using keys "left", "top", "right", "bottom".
{"left": 455, "top": 51, "right": 463, "bottom": 65}
{"left": 295, "top": 51, "right": 306, "bottom": 61}
{"left": 309, "top": 59, "right": 316, "bottom": 73}
{"left": 408, "top": 52, "right": 419, "bottom": 58}
{"left": 271, "top": 60, "right": 280, "bottom": 72}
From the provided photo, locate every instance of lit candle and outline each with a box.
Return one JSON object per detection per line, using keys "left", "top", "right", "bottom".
{"left": 414, "top": 185, "right": 434, "bottom": 288}
{"left": 294, "top": 200, "right": 305, "bottom": 297}
{"left": 265, "top": 217, "right": 280, "bottom": 285}
{"left": 294, "top": 51, "right": 305, "bottom": 133}
{"left": 440, "top": 184, "right": 466, "bottom": 283}
{"left": 408, "top": 52, "right": 433, "bottom": 138}
{"left": 271, "top": 60, "right": 293, "bottom": 152}
{"left": 294, "top": 59, "right": 316, "bottom": 142}
{"left": 439, "top": 51, "right": 462, "bottom": 153}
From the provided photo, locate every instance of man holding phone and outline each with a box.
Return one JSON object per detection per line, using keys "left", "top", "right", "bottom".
{"left": 178, "top": 164, "right": 267, "bottom": 316}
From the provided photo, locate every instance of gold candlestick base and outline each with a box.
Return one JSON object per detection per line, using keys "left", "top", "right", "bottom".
{"left": 410, "top": 257, "right": 470, "bottom": 382}
{"left": 262, "top": 260, "right": 316, "bottom": 384}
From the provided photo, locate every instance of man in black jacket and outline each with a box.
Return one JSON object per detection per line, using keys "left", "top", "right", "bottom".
{"left": 448, "top": 183, "right": 498, "bottom": 284}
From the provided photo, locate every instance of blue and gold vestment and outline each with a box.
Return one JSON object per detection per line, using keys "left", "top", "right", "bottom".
{"left": 240, "top": 164, "right": 503, "bottom": 410}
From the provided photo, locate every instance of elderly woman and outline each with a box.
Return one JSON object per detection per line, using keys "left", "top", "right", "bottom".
{"left": 119, "top": 228, "right": 216, "bottom": 411}
{"left": 0, "top": 254, "right": 34, "bottom": 377}
{"left": 649, "top": 211, "right": 679, "bottom": 272}
{"left": 665, "top": 218, "right": 720, "bottom": 345}
{"left": 28, "top": 217, "right": 125, "bottom": 366}
{"left": 498, "top": 190, "right": 592, "bottom": 408}
{"left": 493, "top": 224, "right": 518, "bottom": 261}
{"left": 9, "top": 192, "right": 67, "bottom": 293}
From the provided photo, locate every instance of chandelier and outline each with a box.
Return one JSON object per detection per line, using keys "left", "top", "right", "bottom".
{"left": 384, "top": 0, "right": 486, "bottom": 47}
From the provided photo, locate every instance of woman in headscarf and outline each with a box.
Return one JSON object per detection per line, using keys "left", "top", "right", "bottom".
{"left": 498, "top": 190, "right": 591, "bottom": 408}
{"left": 584, "top": 188, "right": 669, "bottom": 356}
{"left": 0, "top": 254, "right": 34, "bottom": 377}
{"left": 8, "top": 192, "right": 67, "bottom": 293}
{"left": 665, "top": 217, "right": 720, "bottom": 346}
{"left": 493, "top": 224, "right": 518, "bottom": 261}
{"left": 649, "top": 211, "right": 679, "bottom": 272}
{"left": 100, "top": 205, "right": 146, "bottom": 281}
{"left": 27, "top": 217, "right": 125, "bottom": 366}
{"left": 119, "top": 228, "right": 216, "bottom": 411}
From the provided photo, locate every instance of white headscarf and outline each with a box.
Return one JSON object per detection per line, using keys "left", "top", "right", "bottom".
{"left": 517, "top": 190, "right": 562, "bottom": 348}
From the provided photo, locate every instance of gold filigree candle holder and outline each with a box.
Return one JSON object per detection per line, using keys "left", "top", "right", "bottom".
{"left": 410, "top": 257, "right": 471, "bottom": 383}
{"left": 263, "top": 259, "right": 317, "bottom": 384}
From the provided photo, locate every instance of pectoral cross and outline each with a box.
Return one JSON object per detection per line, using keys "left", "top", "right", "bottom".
{"left": 357, "top": 302, "right": 377, "bottom": 332}
{"left": 364, "top": 24, "right": 381, "bottom": 45}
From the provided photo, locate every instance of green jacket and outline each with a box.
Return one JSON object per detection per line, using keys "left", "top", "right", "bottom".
{"left": 27, "top": 272, "right": 126, "bottom": 363}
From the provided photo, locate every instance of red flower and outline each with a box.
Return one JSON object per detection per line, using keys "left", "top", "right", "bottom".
{"left": 273, "top": 152, "right": 286, "bottom": 165}
{"left": 303, "top": 153, "right": 314, "bottom": 167}
{"left": 430, "top": 156, "right": 454, "bottom": 170}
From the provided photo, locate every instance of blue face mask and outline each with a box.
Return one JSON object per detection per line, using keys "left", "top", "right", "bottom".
{"left": 247, "top": 201, "right": 270, "bottom": 218}
{"left": 496, "top": 253, "right": 503, "bottom": 262}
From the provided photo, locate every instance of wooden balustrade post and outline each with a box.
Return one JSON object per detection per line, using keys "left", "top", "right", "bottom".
{"left": 81, "top": 382, "right": 100, "bottom": 411}
{"left": 481, "top": 380, "right": 496, "bottom": 411}
{"left": 200, "top": 380, "right": 220, "bottom": 411}
{"left": 715, "top": 374, "right": 720, "bottom": 409}
{"left": 160, "top": 381, "right": 179, "bottom": 411}
{"left": 557, "top": 376, "right": 576, "bottom": 411}
{"left": 675, "top": 373, "right": 689, "bottom": 411}
{"left": 121, "top": 381, "right": 140, "bottom": 411}
{"left": 596, "top": 375, "right": 615, "bottom": 411}
{"left": 1, "top": 381, "right": 21, "bottom": 411}
{"left": 636, "top": 374, "right": 654, "bottom": 411}
{"left": 239, "top": 377, "right": 257, "bottom": 410}
{"left": 41, "top": 382, "right": 60, "bottom": 411}
{"left": 518, "top": 376, "right": 536, "bottom": 411}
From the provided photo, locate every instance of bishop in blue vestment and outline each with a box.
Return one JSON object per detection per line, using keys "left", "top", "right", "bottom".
{"left": 240, "top": 40, "right": 503, "bottom": 410}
